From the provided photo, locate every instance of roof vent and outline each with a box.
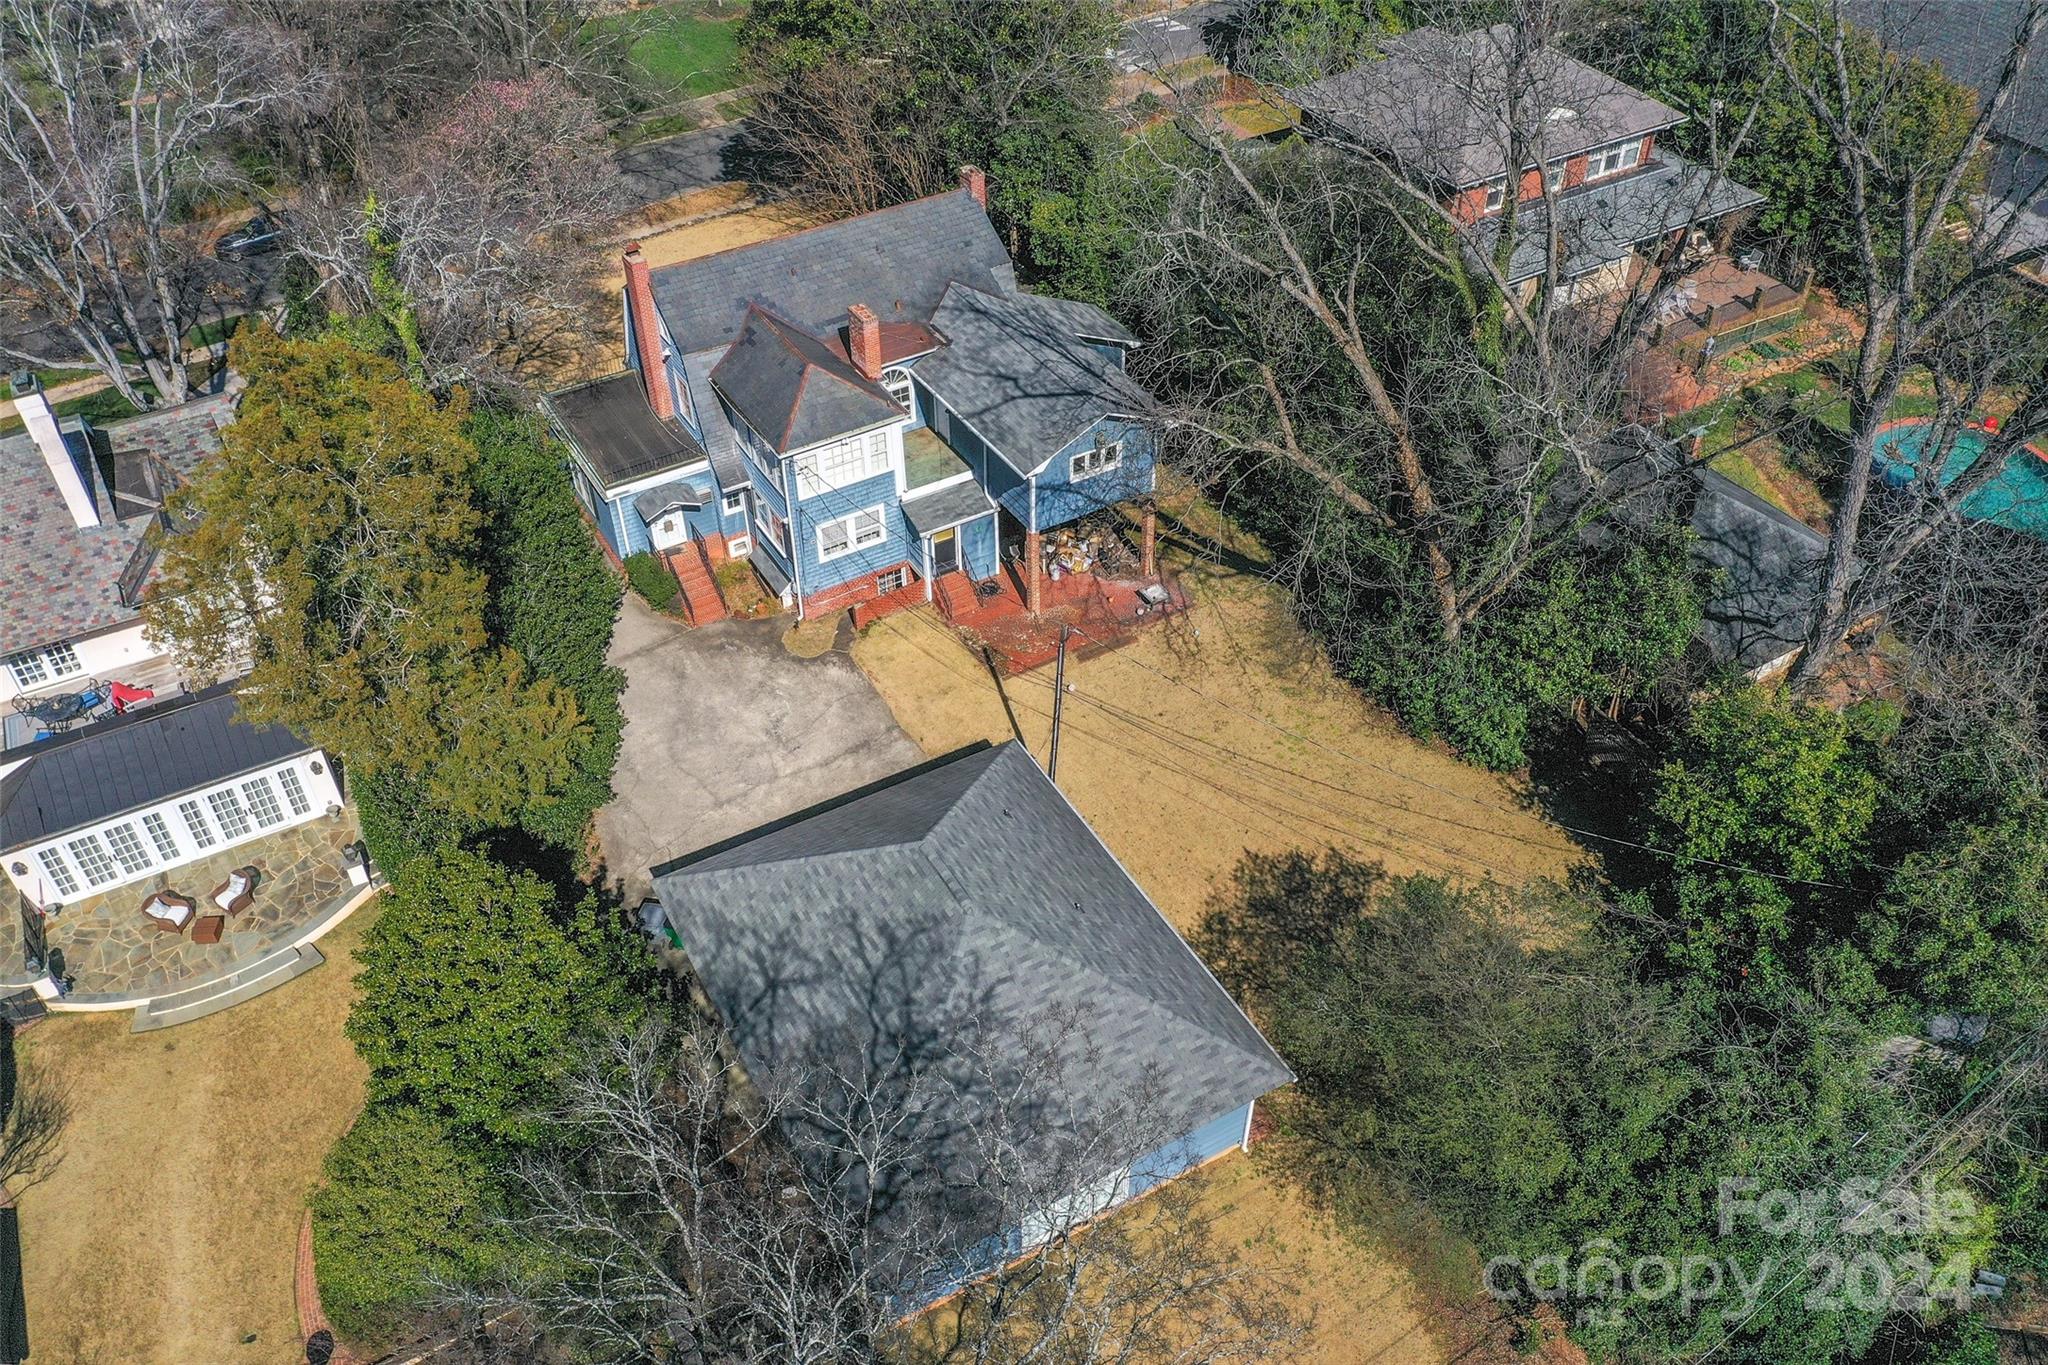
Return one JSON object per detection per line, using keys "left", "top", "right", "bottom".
{"left": 1546, "top": 106, "right": 1579, "bottom": 122}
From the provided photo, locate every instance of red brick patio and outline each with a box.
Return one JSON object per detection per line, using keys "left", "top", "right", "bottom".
{"left": 933, "top": 563, "right": 1188, "bottom": 674}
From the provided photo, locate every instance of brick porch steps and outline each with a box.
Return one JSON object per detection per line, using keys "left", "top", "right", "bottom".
{"left": 663, "top": 542, "right": 728, "bottom": 626}
{"left": 934, "top": 571, "right": 981, "bottom": 623}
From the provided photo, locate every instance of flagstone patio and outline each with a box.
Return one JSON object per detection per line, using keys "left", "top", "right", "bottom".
{"left": 3, "top": 811, "right": 369, "bottom": 1006}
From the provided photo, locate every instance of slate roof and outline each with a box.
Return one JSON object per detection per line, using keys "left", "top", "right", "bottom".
{"left": 1013, "top": 293, "right": 1141, "bottom": 347}
{"left": 0, "top": 393, "right": 233, "bottom": 659}
{"left": 649, "top": 189, "right": 1017, "bottom": 355}
{"left": 652, "top": 743, "right": 1292, "bottom": 1168}
{"left": 1292, "top": 24, "right": 1686, "bottom": 187}
{"left": 681, "top": 350, "right": 750, "bottom": 492}
{"left": 1689, "top": 467, "right": 1829, "bottom": 671}
{"left": 712, "top": 309, "right": 904, "bottom": 454}
{"left": 0, "top": 686, "right": 314, "bottom": 848}
{"left": 1471, "top": 151, "right": 1765, "bottom": 284}
{"left": 542, "top": 371, "right": 706, "bottom": 490}
{"left": 914, "top": 285, "right": 1151, "bottom": 471}
{"left": 902, "top": 480, "right": 995, "bottom": 536}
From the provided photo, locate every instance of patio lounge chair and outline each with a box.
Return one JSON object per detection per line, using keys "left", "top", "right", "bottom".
{"left": 140, "top": 891, "right": 194, "bottom": 934}
{"left": 211, "top": 867, "right": 259, "bottom": 915}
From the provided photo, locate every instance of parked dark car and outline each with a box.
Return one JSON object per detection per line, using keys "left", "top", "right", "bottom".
{"left": 215, "top": 211, "right": 286, "bottom": 260}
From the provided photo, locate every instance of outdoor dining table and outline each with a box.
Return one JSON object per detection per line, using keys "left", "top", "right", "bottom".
{"left": 15, "top": 685, "right": 104, "bottom": 729}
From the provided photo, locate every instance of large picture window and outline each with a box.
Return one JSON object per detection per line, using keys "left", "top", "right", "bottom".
{"left": 817, "top": 505, "right": 887, "bottom": 561}
{"left": 103, "top": 822, "right": 154, "bottom": 875}
{"left": 795, "top": 431, "right": 893, "bottom": 496}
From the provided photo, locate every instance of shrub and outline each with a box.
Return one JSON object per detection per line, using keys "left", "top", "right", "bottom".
{"left": 311, "top": 1104, "right": 510, "bottom": 1344}
{"left": 624, "top": 550, "right": 680, "bottom": 612}
{"left": 346, "top": 846, "right": 642, "bottom": 1142}
{"left": 468, "top": 411, "right": 627, "bottom": 857}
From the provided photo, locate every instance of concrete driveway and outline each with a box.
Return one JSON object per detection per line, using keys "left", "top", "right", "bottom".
{"left": 595, "top": 594, "right": 923, "bottom": 903}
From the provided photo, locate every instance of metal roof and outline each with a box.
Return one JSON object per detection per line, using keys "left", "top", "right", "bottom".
{"left": 0, "top": 687, "right": 316, "bottom": 849}
{"left": 542, "top": 371, "right": 706, "bottom": 490}
{"left": 652, "top": 743, "right": 1292, "bottom": 1167}
{"left": 648, "top": 188, "right": 1018, "bottom": 356}
{"left": 1292, "top": 24, "right": 1686, "bottom": 188}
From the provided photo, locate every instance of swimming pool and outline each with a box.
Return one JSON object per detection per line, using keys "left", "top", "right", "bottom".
{"left": 1871, "top": 421, "right": 2048, "bottom": 540}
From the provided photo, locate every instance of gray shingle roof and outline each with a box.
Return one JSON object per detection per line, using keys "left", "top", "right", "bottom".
{"left": 652, "top": 743, "right": 1291, "bottom": 1162}
{"left": 0, "top": 686, "right": 315, "bottom": 849}
{"left": 631, "top": 479, "right": 711, "bottom": 524}
{"left": 915, "top": 286, "right": 1152, "bottom": 472}
{"left": 0, "top": 393, "right": 233, "bottom": 658}
{"left": 1471, "top": 151, "right": 1764, "bottom": 284}
{"left": 1292, "top": 24, "right": 1686, "bottom": 188}
{"left": 901, "top": 479, "right": 994, "bottom": 536}
{"left": 711, "top": 308, "right": 903, "bottom": 454}
{"left": 649, "top": 189, "right": 1018, "bottom": 355}
{"left": 1848, "top": 0, "right": 2048, "bottom": 151}
{"left": 1690, "top": 468, "right": 1829, "bottom": 671}
{"left": 542, "top": 371, "right": 705, "bottom": 490}
{"left": 1014, "top": 293, "right": 1142, "bottom": 346}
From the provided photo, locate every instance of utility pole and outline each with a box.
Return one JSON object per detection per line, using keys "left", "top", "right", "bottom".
{"left": 1048, "top": 625, "right": 1069, "bottom": 781}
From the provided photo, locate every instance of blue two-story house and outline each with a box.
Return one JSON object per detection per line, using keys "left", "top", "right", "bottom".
{"left": 542, "top": 167, "right": 1160, "bottom": 621}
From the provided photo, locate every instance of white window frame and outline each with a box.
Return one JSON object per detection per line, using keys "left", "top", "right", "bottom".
{"left": 5, "top": 642, "right": 83, "bottom": 691}
{"left": 727, "top": 534, "right": 753, "bottom": 557}
{"left": 208, "top": 788, "right": 253, "bottom": 840}
{"left": 36, "top": 849, "right": 78, "bottom": 899}
{"left": 882, "top": 367, "right": 914, "bottom": 409}
{"left": 1483, "top": 177, "right": 1507, "bottom": 212}
{"left": 721, "top": 490, "right": 746, "bottom": 516}
{"left": 179, "top": 799, "right": 217, "bottom": 850}
{"left": 65, "top": 834, "right": 118, "bottom": 887}
{"left": 1545, "top": 159, "right": 1568, "bottom": 191}
{"left": 276, "top": 767, "right": 312, "bottom": 816}
{"left": 103, "top": 821, "right": 154, "bottom": 876}
{"left": 817, "top": 504, "right": 887, "bottom": 562}
{"left": 242, "top": 775, "right": 286, "bottom": 828}
{"left": 142, "top": 812, "right": 182, "bottom": 860}
{"left": 877, "top": 567, "right": 909, "bottom": 594}
{"left": 1588, "top": 138, "right": 1641, "bottom": 179}
{"left": 1071, "top": 441, "right": 1123, "bottom": 481}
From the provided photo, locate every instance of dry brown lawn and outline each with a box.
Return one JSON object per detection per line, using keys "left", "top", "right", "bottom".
{"left": 849, "top": 493, "right": 1583, "bottom": 1362}
{"left": 17, "top": 903, "right": 380, "bottom": 1365}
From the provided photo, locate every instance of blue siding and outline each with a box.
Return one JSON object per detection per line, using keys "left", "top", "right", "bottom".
{"left": 925, "top": 387, "right": 1032, "bottom": 528}
{"left": 1128, "top": 1102, "right": 1251, "bottom": 1198}
{"left": 962, "top": 513, "right": 998, "bottom": 579}
{"left": 794, "top": 470, "right": 918, "bottom": 594}
{"left": 1033, "top": 417, "right": 1155, "bottom": 532}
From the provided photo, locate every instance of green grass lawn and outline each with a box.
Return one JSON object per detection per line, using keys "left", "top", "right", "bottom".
{"left": 594, "top": 1, "right": 747, "bottom": 102}
{"left": 0, "top": 381, "right": 155, "bottom": 438}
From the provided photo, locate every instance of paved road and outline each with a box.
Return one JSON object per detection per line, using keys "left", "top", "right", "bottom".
{"left": 594, "top": 595, "right": 922, "bottom": 908}
{"left": 614, "top": 121, "right": 750, "bottom": 205}
{"left": 1114, "top": 1, "right": 1244, "bottom": 74}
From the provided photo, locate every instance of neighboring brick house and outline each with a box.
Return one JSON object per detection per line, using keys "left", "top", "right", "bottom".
{"left": 1291, "top": 25, "right": 1766, "bottom": 302}
{"left": 541, "top": 169, "right": 1160, "bottom": 621}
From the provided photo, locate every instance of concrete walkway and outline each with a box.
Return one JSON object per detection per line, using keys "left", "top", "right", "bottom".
{"left": 594, "top": 595, "right": 922, "bottom": 905}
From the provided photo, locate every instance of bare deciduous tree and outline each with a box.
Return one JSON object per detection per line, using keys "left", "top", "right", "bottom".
{"left": 1765, "top": 0, "right": 2048, "bottom": 686}
{"left": 476, "top": 1016, "right": 1306, "bottom": 1365}
{"left": 0, "top": 1027, "right": 70, "bottom": 1206}
{"left": 0, "top": 0, "right": 314, "bottom": 405}
{"left": 291, "top": 72, "right": 624, "bottom": 394}
{"left": 1133, "top": 0, "right": 1755, "bottom": 649}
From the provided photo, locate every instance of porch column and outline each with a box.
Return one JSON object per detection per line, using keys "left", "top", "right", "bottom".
{"left": 1140, "top": 500, "right": 1158, "bottom": 579}
{"left": 1024, "top": 530, "right": 1043, "bottom": 615}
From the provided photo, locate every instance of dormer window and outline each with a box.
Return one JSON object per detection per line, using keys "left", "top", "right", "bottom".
{"left": 881, "top": 366, "right": 913, "bottom": 410}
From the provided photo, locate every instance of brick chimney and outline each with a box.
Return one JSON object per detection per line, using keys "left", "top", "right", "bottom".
{"left": 622, "top": 244, "right": 674, "bottom": 420}
{"left": 846, "top": 304, "right": 883, "bottom": 380}
{"left": 12, "top": 373, "right": 97, "bottom": 528}
{"left": 959, "top": 164, "right": 987, "bottom": 209}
